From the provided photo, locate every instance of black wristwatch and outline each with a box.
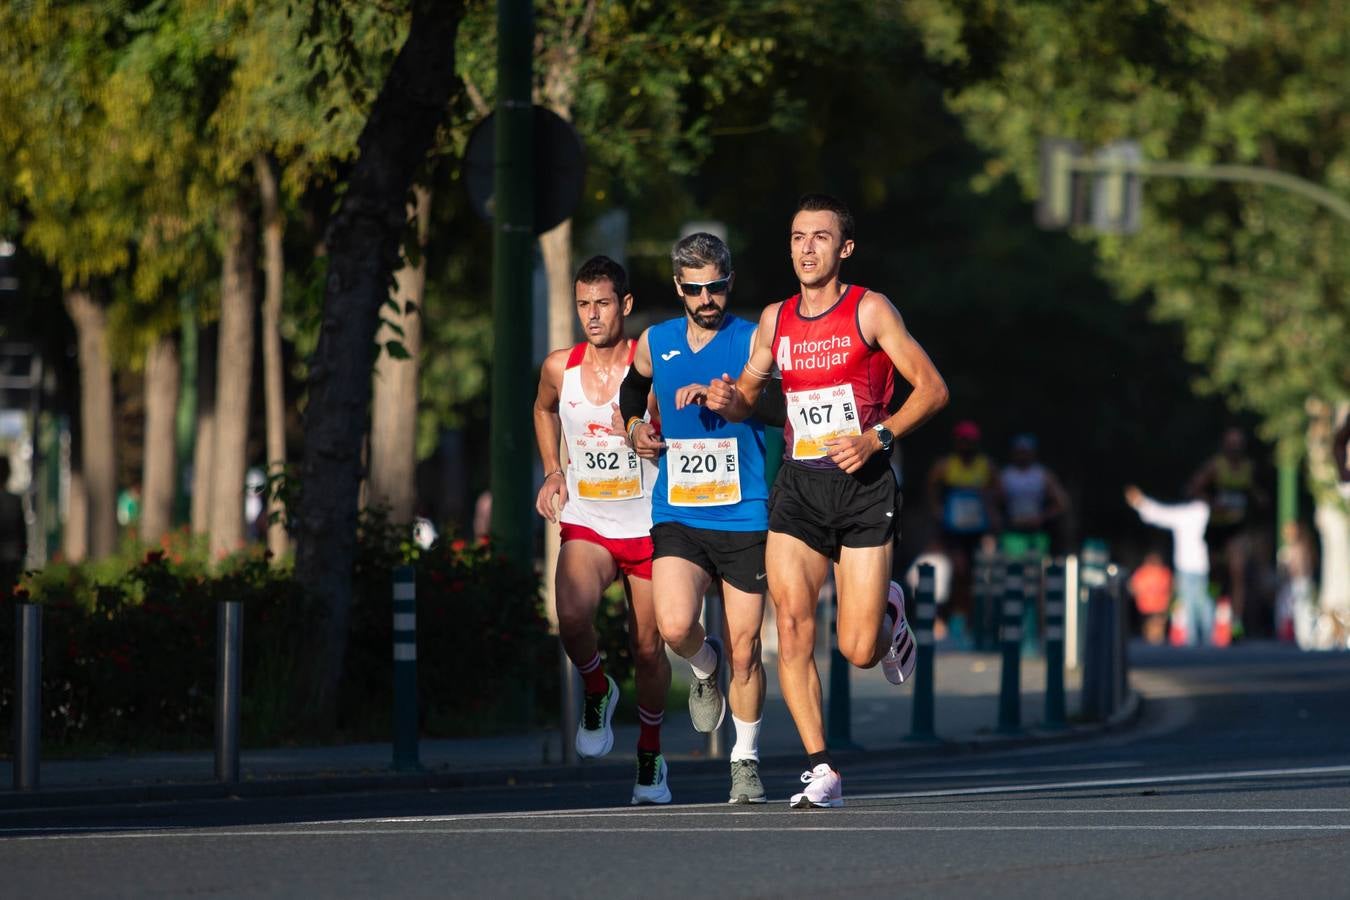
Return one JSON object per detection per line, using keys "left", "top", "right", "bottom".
{"left": 872, "top": 423, "right": 894, "bottom": 451}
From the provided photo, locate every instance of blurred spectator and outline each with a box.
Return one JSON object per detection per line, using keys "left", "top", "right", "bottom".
{"left": 116, "top": 484, "right": 141, "bottom": 528}
{"left": 1188, "top": 428, "right": 1267, "bottom": 638}
{"left": 927, "top": 420, "right": 998, "bottom": 624}
{"left": 1125, "top": 484, "right": 1212, "bottom": 647}
{"left": 473, "top": 489, "right": 492, "bottom": 541}
{"left": 0, "top": 457, "right": 25, "bottom": 593}
{"left": 905, "top": 537, "right": 953, "bottom": 613}
{"left": 1335, "top": 412, "right": 1350, "bottom": 485}
{"left": 996, "top": 433, "right": 1069, "bottom": 557}
{"left": 1128, "top": 551, "right": 1172, "bottom": 645}
{"left": 1277, "top": 520, "right": 1318, "bottom": 646}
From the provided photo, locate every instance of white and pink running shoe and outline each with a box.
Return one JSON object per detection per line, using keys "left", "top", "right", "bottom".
{"left": 882, "top": 580, "right": 917, "bottom": 685}
{"left": 790, "top": 764, "right": 843, "bottom": 809}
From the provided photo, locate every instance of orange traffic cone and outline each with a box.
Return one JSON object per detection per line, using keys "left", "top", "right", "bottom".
{"left": 1213, "top": 597, "right": 1232, "bottom": 647}
{"left": 1168, "top": 605, "right": 1189, "bottom": 647}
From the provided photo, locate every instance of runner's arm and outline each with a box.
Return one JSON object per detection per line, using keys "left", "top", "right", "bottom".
{"left": 618, "top": 330, "right": 665, "bottom": 457}
{"left": 533, "top": 350, "right": 569, "bottom": 521}
{"left": 715, "top": 304, "right": 779, "bottom": 423}
{"left": 862, "top": 291, "right": 949, "bottom": 445}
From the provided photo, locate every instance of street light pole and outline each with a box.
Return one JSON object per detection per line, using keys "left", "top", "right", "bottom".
{"left": 488, "top": 0, "right": 535, "bottom": 567}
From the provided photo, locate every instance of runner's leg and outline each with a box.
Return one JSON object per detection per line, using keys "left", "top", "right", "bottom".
{"left": 767, "top": 530, "right": 831, "bottom": 754}
{"left": 623, "top": 573, "right": 672, "bottom": 728}
{"left": 556, "top": 539, "right": 619, "bottom": 675}
{"left": 652, "top": 555, "right": 713, "bottom": 659}
{"left": 722, "top": 582, "right": 766, "bottom": 728}
{"left": 833, "top": 542, "right": 894, "bottom": 668}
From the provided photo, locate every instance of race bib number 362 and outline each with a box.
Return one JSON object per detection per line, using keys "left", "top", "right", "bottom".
{"left": 786, "top": 384, "right": 861, "bottom": 460}
{"left": 572, "top": 434, "right": 643, "bottom": 501}
{"left": 667, "top": 438, "right": 741, "bottom": 507}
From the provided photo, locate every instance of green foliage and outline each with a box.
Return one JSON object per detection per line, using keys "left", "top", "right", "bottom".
{"left": 0, "top": 515, "right": 555, "bottom": 750}
{"left": 901, "top": 1, "right": 1350, "bottom": 471}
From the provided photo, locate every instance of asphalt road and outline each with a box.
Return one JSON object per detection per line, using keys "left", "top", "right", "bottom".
{"left": 3, "top": 642, "right": 1349, "bottom": 899}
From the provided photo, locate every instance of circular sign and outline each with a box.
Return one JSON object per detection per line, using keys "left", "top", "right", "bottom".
{"left": 464, "top": 105, "right": 586, "bottom": 236}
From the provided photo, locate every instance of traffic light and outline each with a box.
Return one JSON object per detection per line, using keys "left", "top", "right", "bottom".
{"left": 1036, "top": 139, "right": 1086, "bottom": 229}
{"left": 1090, "top": 140, "right": 1142, "bottom": 235}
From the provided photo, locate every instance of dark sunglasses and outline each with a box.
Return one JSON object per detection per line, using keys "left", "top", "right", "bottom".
{"left": 677, "top": 277, "right": 731, "bottom": 297}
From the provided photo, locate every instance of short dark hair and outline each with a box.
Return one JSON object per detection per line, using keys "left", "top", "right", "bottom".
{"left": 794, "top": 193, "right": 855, "bottom": 242}
{"left": 671, "top": 232, "right": 732, "bottom": 279}
{"left": 574, "top": 255, "right": 629, "bottom": 299}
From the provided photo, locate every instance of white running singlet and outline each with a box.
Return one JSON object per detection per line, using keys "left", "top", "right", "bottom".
{"left": 558, "top": 341, "right": 656, "bottom": 539}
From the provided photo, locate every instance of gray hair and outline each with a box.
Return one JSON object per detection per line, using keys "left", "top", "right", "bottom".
{"left": 671, "top": 232, "right": 731, "bottom": 279}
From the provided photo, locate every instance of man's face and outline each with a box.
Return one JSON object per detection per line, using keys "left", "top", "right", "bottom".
{"left": 790, "top": 209, "right": 854, "bottom": 288}
{"left": 673, "top": 263, "right": 731, "bottom": 331}
{"left": 574, "top": 278, "right": 631, "bottom": 346}
{"left": 1221, "top": 428, "right": 1246, "bottom": 459}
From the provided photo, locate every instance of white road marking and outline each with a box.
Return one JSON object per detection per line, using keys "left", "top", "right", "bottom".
{"left": 847, "top": 762, "right": 1350, "bottom": 801}
{"left": 9, "top": 824, "right": 1350, "bottom": 842}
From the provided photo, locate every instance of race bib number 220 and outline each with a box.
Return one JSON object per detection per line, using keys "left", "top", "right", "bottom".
{"left": 667, "top": 438, "right": 741, "bottom": 507}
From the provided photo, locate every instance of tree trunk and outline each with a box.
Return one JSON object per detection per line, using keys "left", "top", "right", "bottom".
{"left": 369, "top": 184, "right": 431, "bottom": 524}
{"left": 63, "top": 287, "right": 117, "bottom": 559}
{"left": 256, "top": 153, "right": 290, "bottom": 561}
{"left": 63, "top": 458, "right": 88, "bottom": 563}
{"left": 209, "top": 192, "right": 257, "bottom": 559}
{"left": 191, "top": 325, "right": 217, "bottom": 537}
{"left": 293, "top": 0, "right": 463, "bottom": 732}
{"left": 140, "top": 334, "right": 180, "bottom": 545}
{"left": 537, "top": 219, "right": 574, "bottom": 630}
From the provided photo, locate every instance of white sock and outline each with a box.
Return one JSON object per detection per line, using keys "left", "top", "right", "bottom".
{"left": 687, "top": 640, "right": 717, "bottom": 680}
{"left": 730, "top": 716, "right": 761, "bottom": 762}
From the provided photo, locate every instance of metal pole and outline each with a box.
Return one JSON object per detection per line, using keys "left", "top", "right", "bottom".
{"left": 1021, "top": 553, "right": 1042, "bottom": 658}
{"left": 214, "top": 601, "right": 242, "bottom": 784}
{"left": 1082, "top": 586, "right": 1106, "bottom": 721}
{"left": 1043, "top": 560, "right": 1068, "bottom": 729}
{"left": 559, "top": 643, "right": 579, "bottom": 765}
{"left": 1064, "top": 554, "right": 1080, "bottom": 670}
{"left": 997, "top": 559, "right": 1023, "bottom": 734}
{"left": 825, "top": 573, "right": 858, "bottom": 749}
{"left": 1108, "top": 564, "right": 1125, "bottom": 715}
{"left": 14, "top": 603, "right": 41, "bottom": 791}
{"left": 704, "top": 587, "right": 730, "bottom": 759}
{"left": 392, "top": 565, "right": 421, "bottom": 771}
{"left": 487, "top": 0, "right": 536, "bottom": 566}
{"left": 973, "top": 550, "right": 997, "bottom": 651}
{"left": 909, "top": 566, "right": 937, "bottom": 741}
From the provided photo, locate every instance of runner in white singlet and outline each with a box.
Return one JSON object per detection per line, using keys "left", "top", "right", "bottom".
{"left": 534, "top": 255, "right": 672, "bottom": 805}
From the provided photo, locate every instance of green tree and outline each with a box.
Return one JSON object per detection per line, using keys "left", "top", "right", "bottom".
{"left": 901, "top": 0, "right": 1350, "bottom": 605}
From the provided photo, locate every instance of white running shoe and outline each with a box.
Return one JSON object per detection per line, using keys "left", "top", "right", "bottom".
{"left": 632, "top": 752, "right": 672, "bottom": 805}
{"left": 881, "top": 580, "right": 917, "bottom": 685}
{"left": 575, "top": 674, "right": 618, "bottom": 758}
{"left": 790, "top": 763, "right": 843, "bottom": 808}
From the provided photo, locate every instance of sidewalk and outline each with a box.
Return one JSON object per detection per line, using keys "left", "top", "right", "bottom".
{"left": 0, "top": 643, "right": 1133, "bottom": 809}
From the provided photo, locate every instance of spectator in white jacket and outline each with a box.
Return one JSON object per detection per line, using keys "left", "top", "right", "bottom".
{"left": 1125, "top": 485, "right": 1212, "bottom": 646}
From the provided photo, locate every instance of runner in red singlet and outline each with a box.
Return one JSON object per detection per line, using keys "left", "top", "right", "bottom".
{"left": 704, "top": 194, "right": 948, "bottom": 807}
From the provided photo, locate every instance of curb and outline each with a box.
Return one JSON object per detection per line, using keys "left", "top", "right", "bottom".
{"left": 0, "top": 688, "right": 1145, "bottom": 813}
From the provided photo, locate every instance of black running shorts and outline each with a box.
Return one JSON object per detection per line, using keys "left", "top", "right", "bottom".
{"left": 768, "top": 459, "right": 901, "bottom": 559}
{"left": 650, "top": 521, "right": 768, "bottom": 594}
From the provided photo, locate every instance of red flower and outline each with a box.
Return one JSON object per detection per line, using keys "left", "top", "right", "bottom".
{"left": 451, "top": 539, "right": 467, "bottom": 552}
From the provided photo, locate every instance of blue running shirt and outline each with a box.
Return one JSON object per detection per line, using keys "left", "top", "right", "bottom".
{"left": 648, "top": 314, "right": 768, "bottom": 531}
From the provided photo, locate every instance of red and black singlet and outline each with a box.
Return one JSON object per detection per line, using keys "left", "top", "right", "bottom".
{"left": 772, "top": 284, "right": 895, "bottom": 469}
